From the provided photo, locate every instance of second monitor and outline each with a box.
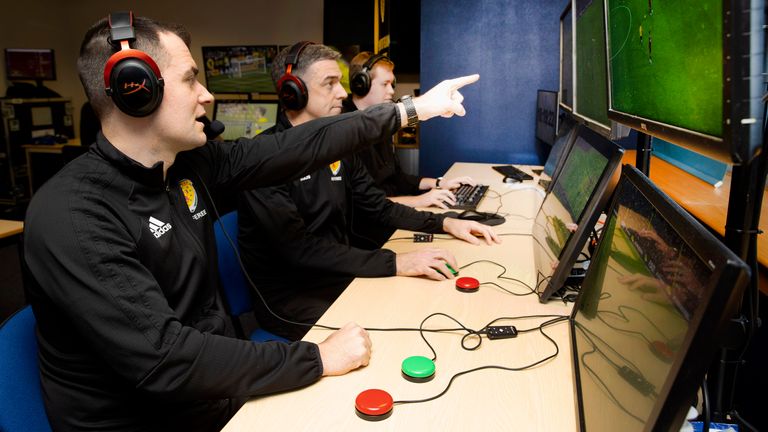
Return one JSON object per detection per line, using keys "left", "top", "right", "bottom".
{"left": 532, "top": 124, "right": 624, "bottom": 302}
{"left": 213, "top": 100, "right": 279, "bottom": 141}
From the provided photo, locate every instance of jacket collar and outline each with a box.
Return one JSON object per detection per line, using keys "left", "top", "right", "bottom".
{"left": 94, "top": 131, "right": 166, "bottom": 187}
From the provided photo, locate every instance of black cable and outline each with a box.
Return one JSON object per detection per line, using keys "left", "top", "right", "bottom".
{"left": 702, "top": 377, "right": 710, "bottom": 432}
{"left": 393, "top": 316, "right": 568, "bottom": 405}
{"left": 460, "top": 259, "right": 537, "bottom": 295}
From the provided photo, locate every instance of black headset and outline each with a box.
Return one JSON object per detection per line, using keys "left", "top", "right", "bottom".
{"left": 350, "top": 53, "right": 390, "bottom": 97}
{"left": 276, "top": 41, "right": 314, "bottom": 111}
{"left": 103, "top": 11, "right": 164, "bottom": 117}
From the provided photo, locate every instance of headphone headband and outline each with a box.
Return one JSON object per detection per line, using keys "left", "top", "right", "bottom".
{"left": 362, "top": 53, "right": 388, "bottom": 73}
{"left": 108, "top": 11, "right": 136, "bottom": 45}
{"left": 284, "top": 41, "right": 313, "bottom": 72}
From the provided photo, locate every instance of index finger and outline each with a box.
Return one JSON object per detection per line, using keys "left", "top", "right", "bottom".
{"left": 447, "top": 74, "right": 480, "bottom": 90}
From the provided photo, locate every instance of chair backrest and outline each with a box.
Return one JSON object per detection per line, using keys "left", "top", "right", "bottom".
{"left": 214, "top": 211, "right": 253, "bottom": 316}
{"left": 0, "top": 305, "right": 52, "bottom": 432}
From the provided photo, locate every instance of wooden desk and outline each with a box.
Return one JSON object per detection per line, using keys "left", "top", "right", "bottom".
{"left": 622, "top": 151, "right": 768, "bottom": 294}
{"left": 222, "top": 163, "right": 576, "bottom": 431}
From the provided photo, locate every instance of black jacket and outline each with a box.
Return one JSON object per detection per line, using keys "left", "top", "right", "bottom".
{"left": 342, "top": 97, "right": 423, "bottom": 196}
{"left": 238, "top": 111, "right": 446, "bottom": 338}
{"left": 23, "top": 104, "right": 401, "bottom": 432}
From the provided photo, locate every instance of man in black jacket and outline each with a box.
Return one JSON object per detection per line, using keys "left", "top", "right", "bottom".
{"left": 345, "top": 51, "right": 475, "bottom": 209}
{"left": 238, "top": 43, "right": 499, "bottom": 341}
{"left": 23, "top": 14, "right": 481, "bottom": 431}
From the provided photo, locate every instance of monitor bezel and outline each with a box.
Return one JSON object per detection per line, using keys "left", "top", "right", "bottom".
{"left": 535, "top": 124, "right": 625, "bottom": 302}
{"left": 571, "top": 0, "right": 631, "bottom": 141}
{"left": 212, "top": 99, "right": 280, "bottom": 140}
{"left": 604, "top": 0, "right": 763, "bottom": 164}
{"left": 201, "top": 45, "right": 279, "bottom": 95}
{"left": 559, "top": 2, "right": 574, "bottom": 113}
{"left": 569, "top": 164, "right": 750, "bottom": 431}
{"left": 4, "top": 48, "right": 56, "bottom": 81}
{"left": 536, "top": 89, "right": 560, "bottom": 146}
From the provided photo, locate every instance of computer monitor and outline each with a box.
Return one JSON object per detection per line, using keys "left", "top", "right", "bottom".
{"left": 605, "top": 1, "right": 764, "bottom": 164}
{"left": 4, "top": 49, "right": 56, "bottom": 82}
{"left": 570, "top": 164, "right": 749, "bottom": 431}
{"left": 213, "top": 100, "right": 279, "bottom": 141}
{"left": 532, "top": 124, "right": 624, "bottom": 302}
{"left": 559, "top": 2, "right": 574, "bottom": 112}
{"left": 536, "top": 90, "right": 559, "bottom": 146}
{"left": 573, "top": 0, "right": 631, "bottom": 141}
{"left": 202, "top": 46, "right": 279, "bottom": 94}
{"left": 540, "top": 112, "right": 578, "bottom": 191}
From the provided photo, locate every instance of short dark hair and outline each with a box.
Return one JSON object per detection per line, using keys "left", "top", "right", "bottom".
{"left": 270, "top": 43, "right": 341, "bottom": 86}
{"left": 77, "top": 15, "right": 191, "bottom": 119}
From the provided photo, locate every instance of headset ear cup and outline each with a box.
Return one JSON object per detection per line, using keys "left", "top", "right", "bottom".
{"left": 350, "top": 70, "right": 371, "bottom": 97}
{"left": 108, "top": 57, "right": 164, "bottom": 117}
{"left": 277, "top": 75, "right": 308, "bottom": 111}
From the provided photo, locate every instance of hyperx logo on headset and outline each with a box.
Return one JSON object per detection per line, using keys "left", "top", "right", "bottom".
{"left": 103, "top": 11, "right": 164, "bottom": 117}
{"left": 122, "top": 79, "right": 151, "bottom": 95}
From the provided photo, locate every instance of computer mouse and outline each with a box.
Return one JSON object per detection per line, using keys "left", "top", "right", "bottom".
{"left": 457, "top": 210, "right": 506, "bottom": 226}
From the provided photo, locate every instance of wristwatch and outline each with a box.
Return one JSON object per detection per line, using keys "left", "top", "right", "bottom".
{"left": 399, "top": 95, "right": 419, "bottom": 127}
{"left": 435, "top": 177, "right": 443, "bottom": 189}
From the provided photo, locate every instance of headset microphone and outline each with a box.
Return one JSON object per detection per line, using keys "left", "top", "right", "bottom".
{"left": 201, "top": 116, "right": 225, "bottom": 140}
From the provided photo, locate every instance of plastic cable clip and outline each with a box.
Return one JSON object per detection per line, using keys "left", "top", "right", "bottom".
{"left": 486, "top": 326, "right": 518, "bottom": 340}
{"left": 414, "top": 233, "right": 434, "bottom": 243}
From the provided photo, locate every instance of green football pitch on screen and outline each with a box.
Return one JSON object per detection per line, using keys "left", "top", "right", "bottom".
{"left": 607, "top": 0, "right": 722, "bottom": 137}
{"left": 576, "top": 0, "right": 611, "bottom": 128}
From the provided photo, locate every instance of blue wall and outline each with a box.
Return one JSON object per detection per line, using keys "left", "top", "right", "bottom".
{"left": 420, "top": 1, "right": 563, "bottom": 177}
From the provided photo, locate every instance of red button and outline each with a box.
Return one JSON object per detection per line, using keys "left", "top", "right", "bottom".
{"left": 355, "top": 389, "right": 394, "bottom": 416}
{"left": 456, "top": 277, "right": 480, "bottom": 292}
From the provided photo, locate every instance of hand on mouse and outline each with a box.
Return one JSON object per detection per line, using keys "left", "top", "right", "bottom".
{"left": 318, "top": 322, "right": 372, "bottom": 376}
{"left": 443, "top": 218, "right": 501, "bottom": 245}
{"left": 395, "top": 248, "right": 458, "bottom": 280}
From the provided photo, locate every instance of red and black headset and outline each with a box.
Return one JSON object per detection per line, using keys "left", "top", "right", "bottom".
{"left": 276, "top": 41, "right": 314, "bottom": 111}
{"left": 103, "top": 11, "right": 164, "bottom": 117}
{"left": 349, "top": 52, "right": 390, "bottom": 97}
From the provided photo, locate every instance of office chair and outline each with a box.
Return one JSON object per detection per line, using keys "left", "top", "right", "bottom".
{"left": 214, "top": 211, "right": 289, "bottom": 343}
{"left": 0, "top": 306, "right": 52, "bottom": 432}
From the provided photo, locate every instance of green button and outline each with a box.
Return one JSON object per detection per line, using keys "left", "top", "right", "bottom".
{"left": 401, "top": 355, "right": 435, "bottom": 378}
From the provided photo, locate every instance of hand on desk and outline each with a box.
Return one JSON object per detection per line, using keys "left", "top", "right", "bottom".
{"left": 396, "top": 248, "right": 458, "bottom": 280}
{"left": 318, "top": 322, "right": 372, "bottom": 376}
{"left": 443, "top": 217, "right": 501, "bottom": 245}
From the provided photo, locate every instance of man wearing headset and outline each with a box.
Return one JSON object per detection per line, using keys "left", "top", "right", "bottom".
{"left": 344, "top": 51, "right": 478, "bottom": 247}
{"left": 345, "top": 51, "right": 476, "bottom": 208}
{"left": 23, "top": 14, "right": 481, "bottom": 432}
{"left": 237, "top": 43, "right": 500, "bottom": 341}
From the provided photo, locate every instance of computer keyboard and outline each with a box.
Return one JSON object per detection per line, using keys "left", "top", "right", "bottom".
{"left": 492, "top": 165, "right": 534, "bottom": 182}
{"left": 450, "top": 184, "right": 489, "bottom": 210}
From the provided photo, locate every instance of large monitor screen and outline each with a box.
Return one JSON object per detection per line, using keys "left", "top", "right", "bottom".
{"left": 571, "top": 165, "right": 749, "bottom": 431}
{"left": 5, "top": 49, "right": 56, "bottom": 81}
{"left": 540, "top": 113, "right": 578, "bottom": 192}
{"left": 560, "top": 3, "right": 574, "bottom": 111}
{"left": 532, "top": 125, "right": 624, "bottom": 302}
{"left": 606, "top": 0, "right": 763, "bottom": 164}
{"left": 574, "top": 0, "right": 610, "bottom": 129}
{"left": 536, "top": 90, "right": 559, "bottom": 146}
{"left": 213, "top": 100, "right": 279, "bottom": 141}
{"left": 202, "top": 46, "right": 278, "bottom": 94}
